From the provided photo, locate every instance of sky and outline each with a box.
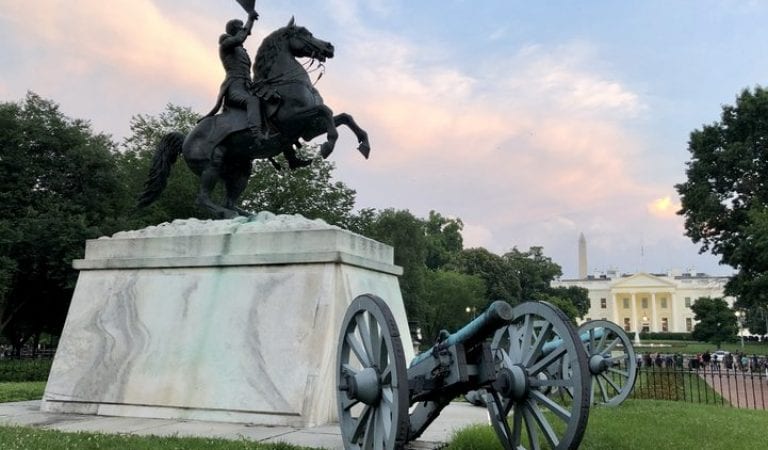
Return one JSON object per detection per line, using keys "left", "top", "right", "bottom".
{"left": 2, "top": 1, "right": 767, "bottom": 278}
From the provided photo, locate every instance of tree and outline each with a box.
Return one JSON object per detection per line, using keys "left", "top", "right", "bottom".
{"left": 676, "top": 86, "right": 768, "bottom": 310}
{"left": 241, "top": 149, "right": 357, "bottom": 228}
{"left": 363, "top": 209, "right": 428, "bottom": 321}
{"left": 690, "top": 297, "right": 738, "bottom": 349}
{"left": 0, "top": 92, "right": 126, "bottom": 352}
{"left": 424, "top": 211, "right": 463, "bottom": 270}
{"left": 116, "top": 104, "right": 202, "bottom": 227}
{"left": 504, "top": 247, "right": 562, "bottom": 302}
{"left": 419, "top": 270, "right": 486, "bottom": 346}
{"left": 448, "top": 248, "right": 520, "bottom": 304}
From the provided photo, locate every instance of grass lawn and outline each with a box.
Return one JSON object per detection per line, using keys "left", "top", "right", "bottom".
{"left": 448, "top": 399, "right": 768, "bottom": 450}
{"left": 0, "top": 382, "right": 46, "bottom": 403}
{"left": 0, "top": 428, "right": 312, "bottom": 450}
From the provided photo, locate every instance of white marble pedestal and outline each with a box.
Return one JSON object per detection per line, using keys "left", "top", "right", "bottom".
{"left": 41, "top": 213, "right": 413, "bottom": 428}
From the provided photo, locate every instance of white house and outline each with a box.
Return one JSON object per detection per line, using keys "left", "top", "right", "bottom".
{"left": 552, "top": 271, "right": 733, "bottom": 333}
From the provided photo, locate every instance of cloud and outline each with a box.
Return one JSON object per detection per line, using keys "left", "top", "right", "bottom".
{"left": 3, "top": 2, "right": 220, "bottom": 96}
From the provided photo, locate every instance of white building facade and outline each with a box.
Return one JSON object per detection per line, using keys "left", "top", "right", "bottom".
{"left": 552, "top": 271, "right": 733, "bottom": 334}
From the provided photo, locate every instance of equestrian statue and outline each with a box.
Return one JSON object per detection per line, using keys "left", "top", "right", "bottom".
{"left": 138, "top": 1, "right": 370, "bottom": 219}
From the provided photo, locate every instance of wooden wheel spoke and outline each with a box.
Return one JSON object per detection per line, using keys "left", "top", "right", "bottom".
{"left": 511, "top": 403, "right": 523, "bottom": 447}
{"left": 354, "top": 313, "right": 376, "bottom": 365}
{"left": 599, "top": 372, "right": 622, "bottom": 393}
{"left": 341, "top": 394, "right": 360, "bottom": 411}
{"left": 521, "top": 403, "right": 542, "bottom": 450}
{"left": 346, "top": 330, "right": 371, "bottom": 367}
{"left": 526, "top": 398, "right": 561, "bottom": 449}
{"left": 524, "top": 321, "right": 553, "bottom": 367}
{"left": 596, "top": 374, "right": 610, "bottom": 402}
{"left": 596, "top": 327, "right": 608, "bottom": 352}
{"left": 528, "top": 345, "right": 566, "bottom": 376}
{"left": 607, "top": 367, "right": 629, "bottom": 378}
{"left": 351, "top": 405, "right": 372, "bottom": 443}
{"left": 529, "top": 377, "right": 572, "bottom": 388}
{"left": 530, "top": 389, "right": 572, "bottom": 422}
{"left": 601, "top": 337, "right": 621, "bottom": 355}
{"left": 520, "top": 315, "right": 535, "bottom": 362}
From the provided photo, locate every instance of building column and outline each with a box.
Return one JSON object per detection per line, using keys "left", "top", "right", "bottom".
{"left": 612, "top": 293, "right": 620, "bottom": 325}
{"left": 631, "top": 293, "right": 638, "bottom": 333}
{"left": 651, "top": 292, "right": 658, "bottom": 332}
{"left": 669, "top": 293, "right": 676, "bottom": 332}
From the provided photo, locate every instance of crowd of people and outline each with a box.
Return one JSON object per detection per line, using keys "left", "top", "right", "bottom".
{"left": 637, "top": 350, "right": 767, "bottom": 374}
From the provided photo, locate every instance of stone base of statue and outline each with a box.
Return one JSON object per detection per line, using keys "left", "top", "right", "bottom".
{"left": 40, "top": 213, "right": 413, "bottom": 428}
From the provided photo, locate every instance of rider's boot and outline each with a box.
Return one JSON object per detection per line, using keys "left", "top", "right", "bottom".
{"left": 250, "top": 125, "right": 268, "bottom": 143}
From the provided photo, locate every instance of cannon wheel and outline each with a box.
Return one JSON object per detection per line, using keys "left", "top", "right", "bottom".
{"left": 336, "top": 294, "right": 409, "bottom": 450}
{"left": 486, "top": 301, "right": 590, "bottom": 450}
{"left": 579, "top": 320, "right": 638, "bottom": 406}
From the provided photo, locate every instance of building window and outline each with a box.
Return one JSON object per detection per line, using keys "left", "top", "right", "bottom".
{"left": 585, "top": 317, "right": 592, "bottom": 322}
{"left": 641, "top": 297, "right": 648, "bottom": 309}
{"left": 623, "top": 317, "right": 630, "bottom": 331}
{"left": 685, "top": 297, "right": 691, "bottom": 307}
{"left": 600, "top": 298, "right": 607, "bottom": 309}
{"left": 661, "top": 298, "right": 667, "bottom": 309}
{"left": 623, "top": 298, "right": 629, "bottom": 309}
{"left": 661, "top": 317, "right": 669, "bottom": 332}
{"left": 686, "top": 318, "right": 692, "bottom": 332}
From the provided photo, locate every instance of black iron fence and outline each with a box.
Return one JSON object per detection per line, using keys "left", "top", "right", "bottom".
{"left": 627, "top": 363, "right": 768, "bottom": 410}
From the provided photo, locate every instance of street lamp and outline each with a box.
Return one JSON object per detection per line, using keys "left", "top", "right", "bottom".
{"left": 465, "top": 306, "right": 477, "bottom": 319}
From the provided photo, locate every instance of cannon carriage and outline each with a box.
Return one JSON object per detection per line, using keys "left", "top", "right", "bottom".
{"left": 335, "top": 294, "right": 637, "bottom": 449}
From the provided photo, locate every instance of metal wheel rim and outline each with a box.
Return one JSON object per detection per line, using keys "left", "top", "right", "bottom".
{"left": 336, "top": 294, "right": 409, "bottom": 450}
{"left": 487, "top": 301, "right": 590, "bottom": 450}
{"left": 579, "top": 319, "right": 638, "bottom": 406}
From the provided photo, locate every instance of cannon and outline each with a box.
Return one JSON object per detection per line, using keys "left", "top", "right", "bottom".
{"left": 335, "top": 294, "right": 592, "bottom": 449}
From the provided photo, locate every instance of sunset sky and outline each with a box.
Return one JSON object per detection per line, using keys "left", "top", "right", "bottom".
{"left": 3, "top": 1, "right": 767, "bottom": 277}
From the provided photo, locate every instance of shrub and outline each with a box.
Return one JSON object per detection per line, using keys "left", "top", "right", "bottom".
{"left": 0, "top": 359, "right": 52, "bottom": 382}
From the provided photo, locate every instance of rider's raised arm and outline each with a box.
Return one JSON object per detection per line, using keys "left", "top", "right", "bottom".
{"left": 219, "top": 13, "right": 257, "bottom": 50}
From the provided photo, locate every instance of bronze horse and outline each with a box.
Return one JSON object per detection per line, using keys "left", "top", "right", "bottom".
{"left": 138, "top": 18, "right": 370, "bottom": 218}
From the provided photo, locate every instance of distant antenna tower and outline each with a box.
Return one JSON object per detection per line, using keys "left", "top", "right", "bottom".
{"left": 578, "top": 233, "right": 587, "bottom": 279}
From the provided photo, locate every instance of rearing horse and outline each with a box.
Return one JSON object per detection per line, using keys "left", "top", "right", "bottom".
{"left": 138, "top": 17, "right": 370, "bottom": 219}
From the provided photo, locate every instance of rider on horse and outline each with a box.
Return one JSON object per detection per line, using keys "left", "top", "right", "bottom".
{"left": 205, "top": 10, "right": 270, "bottom": 138}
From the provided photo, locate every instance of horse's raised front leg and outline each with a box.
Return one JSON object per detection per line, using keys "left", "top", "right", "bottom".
{"left": 333, "top": 113, "right": 370, "bottom": 158}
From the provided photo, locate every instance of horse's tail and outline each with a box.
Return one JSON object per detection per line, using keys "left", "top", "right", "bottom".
{"left": 137, "top": 131, "right": 185, "bottom": 208}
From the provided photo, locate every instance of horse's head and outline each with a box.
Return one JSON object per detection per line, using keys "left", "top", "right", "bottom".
{"left": 284, "top": 17, "right": 335, "bottom": 62}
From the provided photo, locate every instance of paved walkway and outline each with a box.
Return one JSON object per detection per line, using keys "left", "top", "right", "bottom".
{"left": 699, "top": 370, "right": 768, "bottom": 410}
{"left": 0, "top": 401, "right": 490, "bottom": 449}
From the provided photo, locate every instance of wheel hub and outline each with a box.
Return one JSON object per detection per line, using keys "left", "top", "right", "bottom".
{"left": 493, "top": 365, "right": 529, "bottom": 401}
{"left": 588, "top": 354, "right": 608, "bottom": 375}
{"left": 343, "top": 367, "right": 382, "bottom": 405}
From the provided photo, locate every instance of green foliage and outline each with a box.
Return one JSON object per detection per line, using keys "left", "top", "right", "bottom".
{"left": 640, "top": 332, "right": 693, "bottom": 341}
{"left": 0, "top": 381, "right": 46, "bottom": 402}
{"left": 0, "top": 359, "right": 52, "bottom": 382}
{"left": 690, "top": 297, "right": 739, "bottom": 348}
{"left": 419, "top": 270, "right": 486, "bottom": 345}
{"left": 676, "top": 86, "right": 768, "bottom": 310}
{"left": 424, "top": 211, "right": 463, "bottom": 270}
{"left": 448, "top": 248, "right": 520, "bottom": 304}
{"left": 363, "top": 209, "right": 428, "bottom": 320}
{"left": 116, "top": 104, "right": 204, "bottom": 226}
{"left": 241, "top": 149, "right": 357, "bottom": 228}
{"left": 0, "top": 92, "right": 127, "bottom": 348}
{"left": 504, "top": 246, "right": 561, "bottom": 301}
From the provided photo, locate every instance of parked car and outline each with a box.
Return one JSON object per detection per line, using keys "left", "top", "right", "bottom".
{"left": 712, "top": 350, "right": 730, "bottom": 362}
